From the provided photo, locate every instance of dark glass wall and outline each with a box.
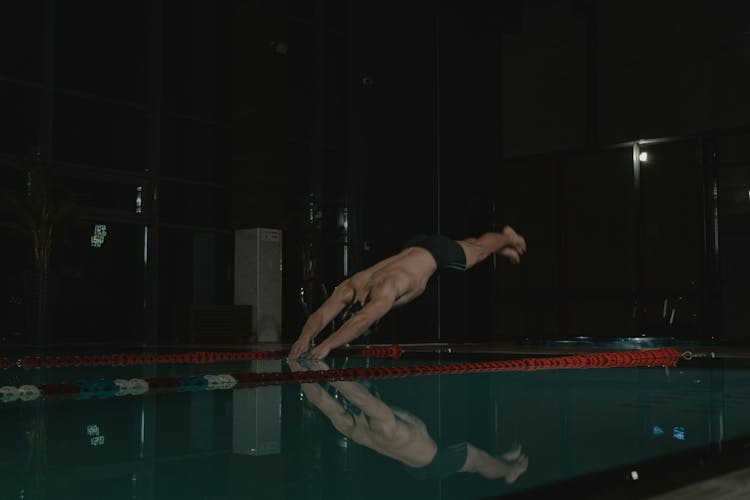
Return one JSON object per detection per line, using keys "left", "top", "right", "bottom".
{"left": 1, "top": 0, "right": 748, "bottom": 346}
{"left": 0, "top": 0, "right": 232, "bottom": 345}
{"left": 717, "top": 133, "right": 750, "bottom": 340}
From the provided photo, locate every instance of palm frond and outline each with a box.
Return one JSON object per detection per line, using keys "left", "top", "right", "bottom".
{"left": 0, "top": 154, "right": 78, "bottom": 272}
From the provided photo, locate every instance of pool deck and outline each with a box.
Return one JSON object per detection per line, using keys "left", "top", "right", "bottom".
{"left": 649, "top": 463, "right": 750, "bottom": 500}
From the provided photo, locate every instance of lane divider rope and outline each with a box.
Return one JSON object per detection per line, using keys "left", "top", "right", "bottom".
{"left": 0, "top": 347, "right": 681, "bottom": 403}
{"left": 1, "top": 345, "right": 404, "bottom": 370}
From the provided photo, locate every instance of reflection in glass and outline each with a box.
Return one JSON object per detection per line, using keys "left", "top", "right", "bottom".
{"left": 56, "top": 222, "right": 145, "bottom": 343}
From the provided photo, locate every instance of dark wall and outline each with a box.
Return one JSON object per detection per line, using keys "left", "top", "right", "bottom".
{"left": 0, "top": 0, "right": 234, "bottom": 345}
{"left": 247, "top": 0, "right": 750, "bottom": 344}
{"left": 495, "top": 0, "right": 750, "bottom": 341}
{"left": 354, "top": 1, "right": 440, "bottom": 343}
{"left": 274, "top": 2, "right": 511, "bottom": 344}
{"left": 501, "top": 0, "right": 750, "bottom": 157}
{"left": 232, "top": 0, "right": 288, "bottom": 231}
{"left": 2, "top": 0, "right": 749, "bottom": 345}
{"left": 437, "top": 4, "right": 507, "bottom": 342}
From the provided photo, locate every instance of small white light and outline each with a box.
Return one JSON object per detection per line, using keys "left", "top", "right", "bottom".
{"left": 639, "top": 152, "right": 648, "bottom": 162}
{"left": 630, "top": 470, "right": 639, "bottom": 480}
{"left": 747, "top": 189, "right": 750, "bottom": 202}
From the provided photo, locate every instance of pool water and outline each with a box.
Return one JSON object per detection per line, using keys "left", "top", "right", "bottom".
{"left": 1, "top": 347, "right": 749, "bottom": 499}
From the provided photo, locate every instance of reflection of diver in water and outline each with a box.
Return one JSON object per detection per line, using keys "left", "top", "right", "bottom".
{"left": 288, "top": 360, "right": 529, "bottom": 482}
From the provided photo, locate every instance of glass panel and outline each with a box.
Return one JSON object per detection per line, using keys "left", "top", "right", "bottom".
{"left": 158, "top": 228, "right": 233, "bottom": 343}
{"left": 566, "top": 148, "right": 635, "bottom": 292}
{"left": 640, "top": 140, "right": 702, "bottom": 293}
{"left": 55, "top": 0, "right": 150, "bottom": 103}
{"left": 324, "top": 0, "right": 348, "bottom": 31}
{"left": 718, "top": 166, "right": 750, "bottom": 339}
{"left": 568, "top": 300, "right": 636, "bottom": 338}
{"left": 259, "top": 0, "right": 288, "bottom": 18}
{"left": 493, "top": 301, "right": 560, "bottom": 338}
{"left": 161, "top": 116, "right": 230, "bottom": 183}
{"left": 53, "top": 93, "right": 149, "bottom": 171}
{"left": 0, "top": 188, "right": 32, "bottom": 343}
{"left": 719, "top": 167, "right": 750, "bottom": 216}
{"left": 0, "top": 1, "right": 45, "bottom": 82}
{"left": 640, "top": 295, "right": 701, "bottom": 337}
{"left": 55, "top": 221, "right": 145, "bottom": 343}
{"left": 162, "top": 0, "right": 231, "bottom": 120}
{"left": 0, "top": 83, "right": 41, "bottom": 156}
{"left": 288, "top": 21, "right": 314, "bottom": 142}
{"left": 58, "top": 175, "right": 149, "bottom": 215}
{"left": 0, "top": 165, "right": 26, "bottom": 203}
{"left": 501, "top": 5, "right": 586, "bottom": 157}
{"left": 323, "top": 32, "right": 347, "bottom": 148}
{"left": 289, "top": 0, "right": 314, "bottom": 20}
{"left": 495, "top": 158, "right": 560, "bottom": 294}
{"left": 159, "top": 182, "right": 230, "bottom": 228}
{"left": 718, "top": 133, "right": 750, "bottom": 164}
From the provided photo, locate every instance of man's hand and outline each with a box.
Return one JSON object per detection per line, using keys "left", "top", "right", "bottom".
{"left": 307, "top": 342, "right": 332, "bottom": 360}
{"left": 289, "top": 337, "right": 312, "bottom": 360}
{"left": 287, "top": 359, "right": 305, "bottom": 372}
{"left": 288, "top": 338, "right": 333, "bottom": 361}
{"left": 306, "top": 359, "right": 331, "bottom": 371}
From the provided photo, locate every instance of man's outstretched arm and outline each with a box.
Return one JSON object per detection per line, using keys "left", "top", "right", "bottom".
{"left": 289, "top": 282, "right": 356, "bottom": 359}
{"left": 289, "top": 253, "right": 406, "bottom": 359}
{"left": 306, "top": 290, "right": 395, "bottom": 360}
{"left": 288, "top": 360, "right": 358, "bottom": 435}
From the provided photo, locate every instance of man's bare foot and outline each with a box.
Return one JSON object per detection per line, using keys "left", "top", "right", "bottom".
{"left": 470, "top": 446, "right": 529, "bottom": 483}
{"left": 500, "top": 444, "right": 523, "bottom": 462}
{"left": 503, "top": 454, "right": 529, "bottom": 484}
{"left": 502, "top": 226, "right": 526, "bottom": 255}
{"left": 500, "top": 247, "right": 520, "bottom": 264}
{"left": 498, "top": 225, "right": 525, "bottom": 264}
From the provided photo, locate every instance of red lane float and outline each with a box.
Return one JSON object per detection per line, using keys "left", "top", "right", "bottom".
{"left": 20, "top": 348, "right": 682, "bottom": 402}
{"left": 6, "top": 344, "right": 404, "bottom": 370}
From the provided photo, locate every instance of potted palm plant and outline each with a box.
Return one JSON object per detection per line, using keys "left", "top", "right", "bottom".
{"left": 0, "top": 151, "right": 77, "bottom": 344}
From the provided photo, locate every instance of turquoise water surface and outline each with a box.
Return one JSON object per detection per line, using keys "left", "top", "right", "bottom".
{"left": 0, "top": 349, "right": 748, "bottom": 499}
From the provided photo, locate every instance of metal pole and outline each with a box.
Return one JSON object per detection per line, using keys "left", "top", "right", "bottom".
{"left": 633, "top": 143, "right": 643, "bottom": 335}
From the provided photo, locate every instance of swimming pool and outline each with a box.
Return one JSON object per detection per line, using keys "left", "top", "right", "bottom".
{"left": 1, "top": 342, "right": 749, "bottom": 499}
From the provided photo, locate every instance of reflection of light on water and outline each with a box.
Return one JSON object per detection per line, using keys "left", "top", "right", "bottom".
{"left": 140, "top": 406, "right": 146, "bottom": 459}
{"left": 652, "top": 425, "right": 685, "bottom": 441}
{"left": 87, "top": 423, "right": 105, "bottom": 446}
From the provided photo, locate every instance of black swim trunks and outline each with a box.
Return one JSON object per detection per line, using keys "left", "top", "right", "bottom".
{"left": 405, "top": 441, "right": 469, "bottom": 479}
{"left": 404, "top": 234, "right": 467, "bottom": 271}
